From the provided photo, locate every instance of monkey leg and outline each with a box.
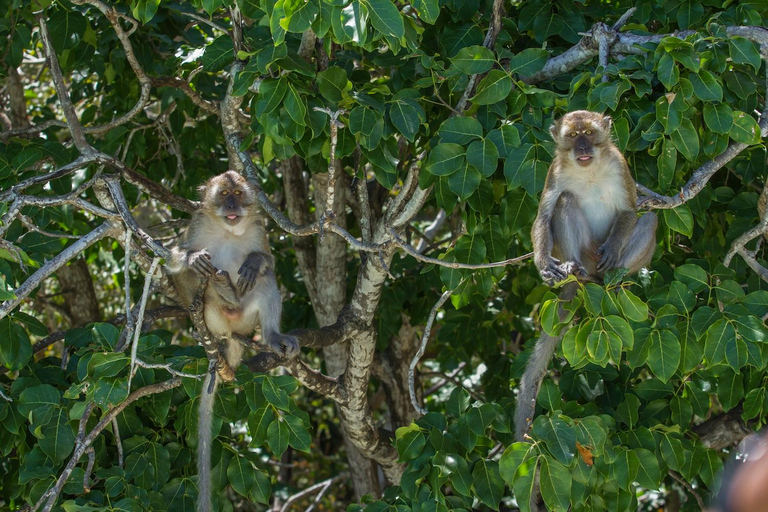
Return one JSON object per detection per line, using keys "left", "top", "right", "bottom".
{"left": 244, "top": 275, "right": 300, "bottom": 359}
{"left": 617, "top": 212, "right": 658, "bottom": 273}
{"left": 551, "top": 191, "right": 594, "bottom": 276}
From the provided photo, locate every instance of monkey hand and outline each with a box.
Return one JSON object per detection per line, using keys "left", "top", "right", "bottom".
{"left": 237, "top": 252, "right": 273, "bottom": 295}
{"left": 189, "top": 250, "right": 215, "bottom": 276}
{"left": 267, "top": 333, "right": 300, "bottom": 359}
{"left": 596, "top": 239, "right": 624, "bottom": 272}
{"left": 537, "top": 256, "right": 568, "bottom": 284}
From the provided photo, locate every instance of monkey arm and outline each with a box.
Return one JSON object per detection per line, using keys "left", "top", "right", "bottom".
{"left": 532, "top": 189, "right": 569, "bottom": 282}
{"left": 237, "top": 251, "right": 275, "bottom": 295}
{"left": 596, "top": 210, "right": 637, "bottom": 272}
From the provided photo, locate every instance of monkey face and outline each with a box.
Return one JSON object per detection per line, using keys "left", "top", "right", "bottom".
{"left": 199, "top": 171, "right": 257, "bottom": 227}
{"left": 550, "top": 111, "right": 613, "bottom": 167}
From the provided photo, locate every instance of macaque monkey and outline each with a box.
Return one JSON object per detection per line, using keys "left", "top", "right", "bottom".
{"left": 166, "top": 170, "right": 298, "bottom": 512}
{"left": 516, "top": 111, "right": 657, "bottom": 442}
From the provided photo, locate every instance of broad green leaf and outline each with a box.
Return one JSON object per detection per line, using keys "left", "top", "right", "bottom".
{"left": 466, "top": 138, "right": 499, "bottom": 177}
{"left": 540, "top": 457, "right": 572, "bottom": 512}
{"left": 317, "top": 67, "right": 350, "bottom": 102}
{"left": 704, "top": 319, "right": 734, "bottom": 365}
{"left": 664, "top": 204, "right": 694, "bottom": 237}
{"left": 0, "top": 317, "right": 32, "bottom": 371}
{"left": 227, "top": 455, "right": 255, "bottom": 497}
{"left": 729, "top": 37, "right": 762, "bottom": 72}
{"left": 262, "top": 377, "right": 290, "bottom": 411}
{"left": 509, "top": 48, "right": 549, "bottom": 76}
{"left": 412, "top": 0, "right": 439, "bottom": 24}
{"left": 266, "top": 419, "right": 289, "bottom": 456}
{"left": 283, "top": 413, "right": 311, "bottom": 452}
{"left": 93, "top": 378, "right": 129, "bottom": 407}
{"left": 363, "top": 0, "right": 404, "bottom": 38}
{"left": 425, "top": 143, "right": 466, "bottom": 176}
{"left": 634, "top": 448, "right": 662, "bottom": 488}
{"left": 389, "top": 97, "right": 423, "bottom": 142}
{"left": 532, "top": 416, "right": 575, "bottom": 466}
{"left": 730, "top": 111, "right": 761, "bottom": 145}
{"left": 656, "top": 53, "right": 679, "bottom": 89}
{"left": 617, "top": 288, "right": 648, "bottom": 322}
{"left": 471, "top": 70, "right": 512, "bottom": 105}
{"left": 487, "top": 124, "right": 521, "bottom": 158}
{"left": 248, "top": 406, "right": 276, "bottom": 446}
{"left": 280, "top": 0, "right": 319, "bottom": 32}
{"left": 48, "top": 9, "right": 86, "bottom": 49}
{"left": 472, "top": 460, "right": 503, "bottom": 510}
{"left": 670, "top": 119, "right": 699, "bottom": 161}
{"left": 334, "top": 2, "right": 368, "bottom": 44}
{"left": 254, "top": 78, "right": 288, "bottom": 118}
{"left": 131, "top": 0, "right": 161, "bottom": 23}
{"left": 39, "top": 409, "right": 74, "bottom": 463}
{"left": 201, "top": 36, "right": 234, "bottom": 72}
{"left": 500, "top": 443, "right": 533, "bottom": 484}
{"left": 438, "top": 116, "right": 483, "bottom": 145}
{"left": 674, "top": 264, "right": 708, "bottom": 293}
{"left": 647, "top": 331, "right": 681, "bottom": 382}
{"left": 88, "top": 353, "right": 129, "bottom": 379}
{"left": 689, "top": 70, "right": 723, "bottom": 101}
{"left": 395, "top": 425, "right": 425, "bottom": 461}
{"left": 447, "top": 162, "right": 482, "bottom": 200}
{"left": 451, "top": 45, "right": 495, "bottom": 75}
{"left": 18, "top": 384, "right": 60, "bottom": 418}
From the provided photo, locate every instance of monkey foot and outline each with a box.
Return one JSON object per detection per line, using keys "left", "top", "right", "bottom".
{"left": 216, "top": 359, "right": 236, "bottom": 382}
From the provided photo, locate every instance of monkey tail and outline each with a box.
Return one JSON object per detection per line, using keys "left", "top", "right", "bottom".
{"left": 197, "top": 371, "right": 218, "bottom": 512}
{"left": 515, "top": 282, "right": 579, "bottom": 442}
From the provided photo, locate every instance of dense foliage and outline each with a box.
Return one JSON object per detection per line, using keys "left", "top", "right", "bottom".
{"left": 1, "top": 0, "right": 767, "bottom": 510}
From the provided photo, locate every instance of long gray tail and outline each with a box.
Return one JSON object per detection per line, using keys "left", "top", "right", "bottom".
{"left": 515, "top": 282, "right": 579, "bottom": 441}
{"left": 197, "top": 371, "right": 218, "bottom": 512}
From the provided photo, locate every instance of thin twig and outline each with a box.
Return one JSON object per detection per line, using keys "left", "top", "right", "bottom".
{"left": 409, "top": 286, "right": 457, "bottom": 415}
{"left": 278, "top": 473, "right": 349, "bottom": 512}
{"left": 668, "top": 470, "right": 706, "bottom": 510}
{"left": 111, "top": 418, "right": 124, "bottom": 468}
{"left": 128, "top": 257, "right": 161, "bottom": 392}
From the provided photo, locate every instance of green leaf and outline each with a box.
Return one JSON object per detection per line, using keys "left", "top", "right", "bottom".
{"left": 395, "top": 424, "right": 425, "bottom": 461}
{"left": 704, "top": 319, "right": 734, "bottom": 365}
{"left": 227, "top": 455, "right": 255, "bottom": 497}
{"left": 248, "top": 406, "right": 276, "bottom": 446}
{"left": 0, "top": 317, "right": 32, "bottom": 371}
{"left": 703, "top": 103, "right": 733, "bottom": 134}
{"left": 509, "top": 48, "right": 549, "bottom": 76}
{"left": 425, "top": 143, "right": 466, "bottom": 176}
{"left": 48, "top": 9, "right": 86, "bottom": 49}
{"left": 254, "top": 78, "right": 288, "bottom": 118}
{"left": 363, "top": 0, "right": 404, "bottom": 38}
{"left": 634, "top": 448, "right": 661, "bottom": 488}
{"left": 454, "top": 231, "right": 486, "bottom": 264}
{"left": 532, "top": 416, "right": 575, "bottom": 466}
{"left": 472, "top": 460, "right": 504, "bottom": 510}
{"left": 262, "top": 377, "right": 290, "bottom": 411}
{"left": 389, "top": 97, "right": 423, "bottom": 142}
{"left": 284, "top": 84, "right": 307, "bottom": 126}
{"left": 689, "top": 70, "right": 723, "bottom": 101}
{"left": 730, "top": 111, "right": 761, "bottom": 145}
{"left": 447, "top": 161, "right": 482, "bottom": 200}
{"left": 670, "top": 119, "right": 699, "bottom": 162}
{"left": 131, "top": 0, "right": 161, "bottom": 23}
{"left": 466, "top": 138, "right": 499, "bottom": 177}
{"left": 201, "top": 35, "right": 234, "bottom": 72}
{"left": 266, "top": 418, "right": 289, "bottom": 456}
{"left": 500, "top": 443, "right": 534, "bottom": 484}
{"left": 674, "top": 264, "right": 708, "bottom": 293}
{"left": 451, "top": 45, "right": 495, "bottom": 74}
{"left": 333, "top": 2, "right": 367, "bottom": 44}
{"left": 540, "top": 457, "right": 572, "bottom": 512}
{"left": 88, "top": 353, "right": 129, "bottom": 379}
{"left": 513, "top": 456, "right": 538, "bottom": 512}
{"left": 280, "top": 0, "right": 319, "bottom": 32}
{"left": 39, "top": 408, "right": 74, "bottom": 463}
{"left": 656, "top": 53, "right": 679, "bottom": 89}
{"left": 283, "top": 413, "right": 311, "bottom": 452}
{"left": 438, "top": 116, "right": 483, "bottom": 145}
{"left": 317, "top": 67, "right": 350, "bottom": 102}
{"left": 647, "top": 331, "right": 681, "bottom": 383}
{"left": 487, "top": 124, "right": 520, "bottom": 158}
{"left": 663, "top": 204, "right": 694, "bottom": 237}
{"left": 617, "top": 288, "right": 648, "bottom": 322}
{"left": 615, "top": 449, "right": 639, "bottom": 490}
{"left": 729, "top": 37, "right": 762, "bottom": 72}
{"left": 93, "top": 378, "right": 129, "bottom": 407}
{"left": 412, "top": 0, "right": 438, "bottom": 23}
{"left": 471, "top": 70, "right": 512, "bottom": 105}
{"left": 250, "top": 469, "right": 272, "bottom": 504}
{"left": 18, "top": 384, "right": 60, "bottom": 418}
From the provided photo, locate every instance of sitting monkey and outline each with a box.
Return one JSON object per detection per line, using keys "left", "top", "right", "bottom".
{"left": 517, "top": 110, "right": 657, "bottom": 441}
{"left": 166, "top": 170, "right": 298, "bottom": 512}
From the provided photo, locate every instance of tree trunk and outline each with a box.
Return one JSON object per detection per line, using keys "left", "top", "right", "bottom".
{"left": 56, "top": 258, "right": 101, "bottom": 327}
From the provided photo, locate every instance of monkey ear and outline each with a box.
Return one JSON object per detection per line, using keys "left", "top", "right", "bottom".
{"left": 549, "top": 120, "right": 560, "bottom": 140}
{"left": 603, "top": 115, "right": 613, "bottom": 130}
{"left": 197, "top": 185, "right": 207, "bottom": 197}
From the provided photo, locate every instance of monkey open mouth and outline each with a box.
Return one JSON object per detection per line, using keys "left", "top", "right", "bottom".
{"left": 224, "top": 214, "right": 240, "bottom": 224}
{"left": 576, "top": 155, "right": 593, "bottom": 166}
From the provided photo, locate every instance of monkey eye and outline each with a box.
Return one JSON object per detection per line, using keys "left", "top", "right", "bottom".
{"left": 234, "top": 190, "right": 241, "bottom": 195}
{"left": 221, "top": 190, "right": 228, "bottom": 195}
{"left": 585, "top": 129, "right": 593, "bottom": 135}
{"left": 569, "top": 132, "right": 577, "bottom": 137}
